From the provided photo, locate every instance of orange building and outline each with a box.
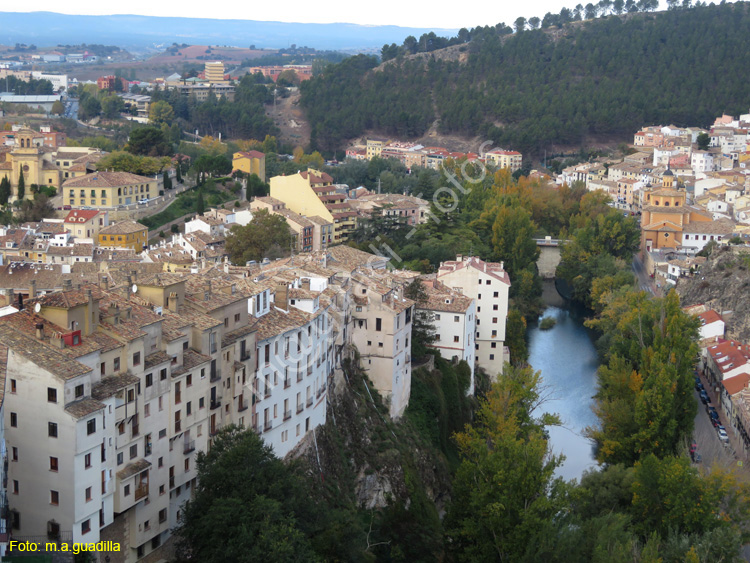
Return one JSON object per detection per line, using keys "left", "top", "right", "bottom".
{"left": 640, "top": 186, "right": 712, "bottom": 252}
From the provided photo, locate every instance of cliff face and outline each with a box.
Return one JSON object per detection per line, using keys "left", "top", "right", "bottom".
{"left": 291, "top": 358, "right": 452, "bottom": 515}
{"left": 676, "top": 246, "right": 750, "bottom": 341}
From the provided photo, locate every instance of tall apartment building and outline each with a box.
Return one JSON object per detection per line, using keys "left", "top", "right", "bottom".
{"left": 419, "top": 280, "right": 476, "bottom": 394}
{"left": 437, "top": 256, "right": 511, "bottom": 378}
{"left": 204, "top": 62, "right": 227, "bottom": 84}
{"left": 485, "top": 149, "right": 523, "bottom": 172}
{"left": 0, "top": 267, "right": 332, "bottom": 562}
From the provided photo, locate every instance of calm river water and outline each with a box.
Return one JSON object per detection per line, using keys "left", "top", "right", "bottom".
{"left": 527, "top": 286, "right": 600, "bottom": 481}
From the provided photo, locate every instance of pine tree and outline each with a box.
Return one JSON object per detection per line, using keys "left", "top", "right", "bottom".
{"left": 196, "top": 189, "right": 205, "bottom": 215}
{"left": 17, "top": 171, "right": 25, "bottom": 201}
{"left": 0, "top": 177, "right": 10, "bottom": 206}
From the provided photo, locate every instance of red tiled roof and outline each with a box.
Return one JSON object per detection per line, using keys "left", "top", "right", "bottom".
{"left": 723, "top": 372, "right": 750, "bottom": 396}
{"left": 698, "top": 310, "right": 723, "bottom": 325}
{"left": 234, "top": 150, "right": 265, "bottom": 159}
{"left": 64, "top": 209, "right": 100, "bottom": 223}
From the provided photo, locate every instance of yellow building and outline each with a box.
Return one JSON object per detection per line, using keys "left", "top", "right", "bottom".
{"left": 485, "top": 149, "right": 523, "bottom": 172}
{"left": 63, "top": 171, "right": 158, "bottom": 208}
{"left": 366, "top": 138, "right": 388, "bottom": 160}
{"left": 98, "top": 220, "right": 148, "bottom": 251}
{"left": 0, "top": 129, "right": 61, "bottom": 200}
{"left": 232, "top": 150, "right": 266, "bottom": 182}
{"left": 640, "top": 187, "right": 712, "bottom": 251}
{"left": 270, "top": 169, "right": 355, "bottom": 244}
{"left": 204, "top": 61, "right": 228, "bottom": 84}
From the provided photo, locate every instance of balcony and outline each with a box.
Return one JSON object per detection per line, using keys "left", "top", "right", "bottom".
{"left": 131, "top": 425, "right": 139, "bottom": 438}
{"left": 238, "top": 400, "right": 249, "bottom": 412}
{"left": 283, "top": 410, "right": 291, "bottom": 421}
{"left": 317, "top": 386, "right": 325, "bottom": 398}
{"left": 175, "top": 420, "right": 181, "bottom": 433}
{"left": 306, "top": 396, "right": 313, "bottom": 407}
{"left": 134, "top": 483, "right": 149, "bottom": 501}
{"left": 307, "top": 366, "right": 312, "bottom": 376}
{"left": 296, "top": 403, "right": 304, "bottom": 414}
{"left": 296, "top": 372, "right": 303, "bottom": 383}
{"left": 263, "top": 419, "right": 273, "bottom": 432}
{"left": 284, "top": 378, "right": 291, "bottom": 389}
{"left": 264, "top": 387, "right": 271, "bottom": 399}
{"left": 183, "top": 440, "right": 195, "bottom": 454}
{"left": 240, "top": 352, "right": 251, "bottom": 361}
{"left": 210, "top": 371, "right": 220, "bottom": 383}
{"left": 169, "top": 476, "right": 175, "bottom": 489}
{"left": 210, "top": 399, "right": 221, "bottom": 410}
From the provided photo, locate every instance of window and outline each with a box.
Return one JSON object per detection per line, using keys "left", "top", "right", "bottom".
{"left": 10, "top": 412, "right": 17, "bottom": 427}
{"left": 375, "top": 318, "right": 382, "bottom": 331}
{"left": 48, "top": 422, "right": 58, "bottom": 437}
{"left": 85, "top": 487, "right": 92, "bottom": 502}
{"left": 491, "top": 342, "right": 497, "bottom": 349}
{"left": 160, "top": 368, "right": 167, "bottom": 381}
{"left": 159, "top": 508, "right": 167, "bottom": 523}
{"left": 117, "top": 452, "right": 123, "bottom": 465}
{"left": 11, "top": 447, "right": 17, "bottom": 462}
{"left": 130, "top": 444, "right": 137, "bottom": 459}
{"left": 146, "top": 373, "right": 153, "bottom": 387}
{"left": 133, "top": 352, "right": 141, "bottom": 366}
{"left": 493, "top": 292, "right": 499, "bottom": 298}
{"left": 235, "top": 313, "right": 240, "bottom": 323}
{"left": 114, "top": 357, "right": 120, "bottom": 371}
{"left": 187, "top": 401, "right": 192, "bottom": 416}
{"left": 159, "top": 428, "right": 167, "bottom": 439}
{"left": 454, "top": 336, "right": 460, "bottom": 343}
{"left": 454, "top": 316, "right": 460, "bottom": 322}
{"left": 490, "top": 354, "right": 495, "bottom": 360}
{"left": 82, "top": 519, "right": 91, "bottom": 535}
{"left": 51, "top": 490, "right": 59, "bottom": 505}
{"left": 85, "top": 453, "right": 92, "bottom": 469}
{"left": 75, "top": 384, "right": 84, "bottom": 399}
{"left": 187, "top": 373, "right": 192, "bottom": 387}
{"left": 478, "top": 293, "right": 481, "bottom": 300}
{"left": 47, "top": 387, "right": 57, "bottom": 403}
{"left": 492, "top": 318, "right": 498, "bottom": 324}
{"left": 199, "top": 397, "right": 205, "bottom": 409}
{"left": 87, "top": 419, "right": 96, "bottom": 435}
{"left": 493, "top": 304, "right": 498, "bottom": 311}
{"left": 145, "top": 403, "right": 150, "bottom": 417}
{"left": 12, "top": 480, "right": 19, "bottom": 494}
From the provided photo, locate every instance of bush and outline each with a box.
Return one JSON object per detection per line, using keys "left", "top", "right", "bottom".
{"left": 539, "top": 317, "right": 557, "bottom": 330}
{"left": 171, "top": 224, "right": 179, "bottom": 233}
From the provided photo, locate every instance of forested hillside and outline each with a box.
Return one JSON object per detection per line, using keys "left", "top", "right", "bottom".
{"left": 301, "top": 3, "right": 750, "bottom": 155}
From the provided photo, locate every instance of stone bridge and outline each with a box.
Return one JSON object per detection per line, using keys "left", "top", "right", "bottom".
{"left": 534, "top": 238, "right": 566, "bottom": 279}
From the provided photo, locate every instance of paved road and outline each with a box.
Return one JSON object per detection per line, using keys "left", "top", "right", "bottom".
{"left": 631, "top": 253, "right": 656, "bottom": 295}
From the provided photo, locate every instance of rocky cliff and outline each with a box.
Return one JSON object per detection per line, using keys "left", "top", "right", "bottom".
{"left": 676, "top": 246, "right": 750, "bottom": 341}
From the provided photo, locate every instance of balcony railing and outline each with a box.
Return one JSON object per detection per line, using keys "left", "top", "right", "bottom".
{"left": 307, "top": 366, "right": 312, "bottom": 375}
{"left": 306, "top": 396, "right": 313, "bottom": 407}
{"left": 264, "top": 387, "right": 271, "bottom": 398}
{"left": 297, "top": 403, "right": 304, "bottom": 414}
{"left": 240, "top": 352, "right": 251, "bottom": 361}
{"left": 210, "top": 371, "right": 220, "bottom": 382}
{"left": 317, "top": 386, "right": 325, "bottom": 398}
{"left": 210, "top": 399, "right": 221, "bottom": 410}
{"left": 263, "top": 419, "right": 273, "bottom": 432}
{"left": 183, "top": 440, "right": 195, "bottom": 454}
{"left": 134, "top": 483, "right": 149, "bottom": 501}
{"left": 169, "top": 476, "right": 175, "bottom": 488}
{"left": 238, "top": 400, "right": 249, "bottom": 412}
{"left": 283, "top": 410, "right": 291, "bottom": 421}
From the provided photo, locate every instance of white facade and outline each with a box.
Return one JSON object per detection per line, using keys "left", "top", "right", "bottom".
{"left": 692, "top": 151, "right": 715, "bottom": 174}
{"left": 426, "top": 295, "right": 476, "bottom": 395}
{"left": 437, "top": 256, "right": 510, "bottom": 378}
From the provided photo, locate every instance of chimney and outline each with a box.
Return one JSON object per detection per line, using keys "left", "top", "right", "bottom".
{"left": 102, "top": 276, "right": 109, "bottom": 291}
{"left": 168, "top": 291, "right": 179, "bottom": 314}
{"left": 35, "top": 323, "right": 44, "bottom": 340}
{"left": 51, "top": 334, "right": 65, "bottom": 349}
{"left": 500, "top": 261, "right": 504, "bottom": 270}
{"left": 29, "top": 279, "right": 36, "bottom": 299}
{"left": 63, "top": 278, "right": 72, "bottom": 291}
{"left": 17, "top": 293, "right": 23, "bottom": 311}
{"left": 275, "top": 282, "right": 289, "bottom": 311}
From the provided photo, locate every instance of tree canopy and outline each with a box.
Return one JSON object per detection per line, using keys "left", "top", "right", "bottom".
{"left": 226, "top": 208, "right": 293, "bottom": 264}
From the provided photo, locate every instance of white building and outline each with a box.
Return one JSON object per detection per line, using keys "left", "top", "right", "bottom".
{"left": 31, "top": 72, "right": 68, "bottom": 91}
{"left": 697, "top": 310, "right": 725, "bottom": 341}
{"left": 437, "top": 256, "right": 511, "bottom": 377}
{"left": 681, "top": 219, "right": 735, "bottom": 251}
{"left": 420, "top": 280, "right": 476, "bottom": 394}
{"left": 692, "top": 151, "right": 715, "bottom": 174}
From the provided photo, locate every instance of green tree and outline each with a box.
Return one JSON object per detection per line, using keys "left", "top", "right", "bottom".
{"left": 403, "top": 279, "right": 438, "bottom": 362}
{"left": 174, "top": 426, "right": 319, "bottom": 563}
{"left": 162, "top": 170, "right": 172, "bottom": 191}
{"left": 505, "top": 309, "right": 529, "bottom": 365}
{"left": 100, "top": 94, "right": 124, "bottom": 119}
{"left": 125, "top": 126, "right": 172, "bottom": 156}
{"left": 149, "top": 100, "right": 174, "bottom": 125}
{"left": 50, "top": 100, "right": 65, "bottom": 115}
{"left": 176, "top": 164, "right": 183, "bottom": 184}
{"left": 225, "top": 208, "right": 292, "bottom": 264}
{"left": 486, "top": 202, "right": 540, "bottom": 277}
{"left": 696, "top": 132, "right": 711, "bottom": 151}
{"left": 0, "top": 177, "right": 10, "bottom": 205}
{"left": 446, "top": 364, "right": 565, "bottom": 561}
{"left": 196, "top": 189, "right": 205, "bottom": 215}
{"left": 17, "top": 171, "right": 25, "bottom": 201}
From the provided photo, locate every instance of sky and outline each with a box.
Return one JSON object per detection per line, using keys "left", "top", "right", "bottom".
{"left": 1, "top": 0, "right": 666, "bottom": 31}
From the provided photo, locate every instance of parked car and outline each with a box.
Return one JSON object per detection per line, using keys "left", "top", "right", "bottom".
{"left": 700, "top": 390, "right": 709, "bottom": 404}
{"left": 138, "top": 198, "right": 149, "bottom": 204}
{"left": 718, "top": 428, "right": 729, "bottom": 442}
{"left": 62, "top": 205, "right": 71, "bottom": 210}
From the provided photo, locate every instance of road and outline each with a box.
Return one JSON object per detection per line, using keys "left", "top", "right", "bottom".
{"left": 631, "top": 253, "right": 656, "bottom": 295}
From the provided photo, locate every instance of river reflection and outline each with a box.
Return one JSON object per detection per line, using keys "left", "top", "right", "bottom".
{"left": 527, "top": 303, "right": 600, "bottom": 481}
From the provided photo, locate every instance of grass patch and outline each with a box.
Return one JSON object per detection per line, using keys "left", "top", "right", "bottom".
{"left": 139, "top": 184, "right": 234, "bottom": 231}
{"left": 540, "top": 317, "right": 557, "bottom": 330}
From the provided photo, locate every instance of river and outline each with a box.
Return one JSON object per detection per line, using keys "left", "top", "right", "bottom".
{"left": 527, "top": 282, "right": 600, "bottom": 481}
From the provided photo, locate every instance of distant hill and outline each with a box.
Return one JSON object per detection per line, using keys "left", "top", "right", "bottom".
{"left": 300, "top": 3, "right": 750, "bottom": 155}
{"left": 0, "top": 12, "right": 457, "bottom": 52}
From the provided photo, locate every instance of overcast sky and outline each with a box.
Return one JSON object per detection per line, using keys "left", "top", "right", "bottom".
{"left": 6, "top": 1, "right": 666, "bottom": 30}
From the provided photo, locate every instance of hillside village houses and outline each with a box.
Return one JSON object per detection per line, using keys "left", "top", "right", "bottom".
{"left": 0, "top": 216, "right": 512, "bottom": 559}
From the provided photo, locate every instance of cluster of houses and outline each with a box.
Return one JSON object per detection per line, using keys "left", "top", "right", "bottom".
{"left": 346, "top": 138, "right": 523, "bottom": 173}
{"left": 0, "top": 238, "right": 511, "bottom": 561}
{"left": 557, "top": 111, "right": 750, "bottom": 287}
